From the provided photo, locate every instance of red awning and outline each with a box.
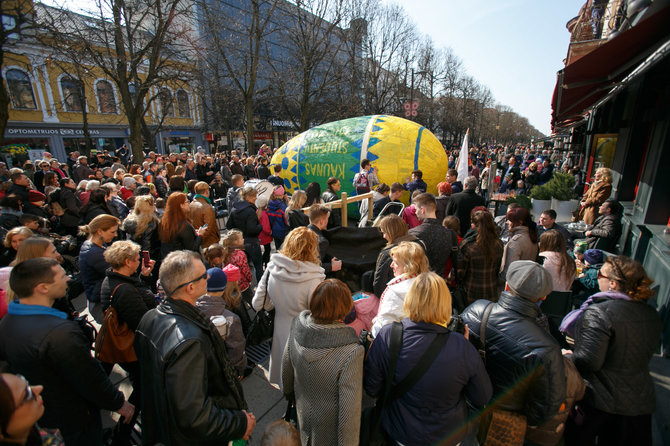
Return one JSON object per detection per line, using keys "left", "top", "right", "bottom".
{"left": 551, "top": 5, "right": 670, "bottom": 131}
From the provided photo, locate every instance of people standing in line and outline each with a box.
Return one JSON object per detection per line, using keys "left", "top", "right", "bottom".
{"left": 252, "top": 227, "right": 326, "bottom": 390}
{"left": 282, "top": 279, "right": 363, "bottom": 445}
{"left": 134, "top": 251, "right": 254, "bottom": 445}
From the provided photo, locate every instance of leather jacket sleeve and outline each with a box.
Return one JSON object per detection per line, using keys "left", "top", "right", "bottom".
{"left": 524, "top": 348, "right": 566, "bottom": 425}
{"left": 590, "top": 215, "right": 616, "bottom": 239}
{"left": 165, "top": 339, "right": 247, "bottom": 441}
{"left": 572, "top": 304, "right": 611, "bottom": 376}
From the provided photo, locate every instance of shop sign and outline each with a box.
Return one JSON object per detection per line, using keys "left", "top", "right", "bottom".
{"left": 271, "top": 119, "right": 293, "bottom": 128}
{"left": 169, "top": 130, "right": 190, "bottom": 136}
{"left": 253, "top": 131, "right": 272, "bottom": 140}
{"left": 206, "top": 132, "right": 214, "bottom": 141}
{"left": 7, "top": 128, "right": 102, "bottom": 136}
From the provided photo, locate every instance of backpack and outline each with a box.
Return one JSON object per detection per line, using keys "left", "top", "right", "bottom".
{"left": 353, "top": 171, "right": 370, "bottom": 191}
{"left": 267, "top": 207, "right": 288, "bottom": 239}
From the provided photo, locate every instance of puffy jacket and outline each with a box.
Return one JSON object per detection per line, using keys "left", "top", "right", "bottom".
{"left": 134, "top": 298, "right": 248, "bottom": 445}
{"left": 267, "top": 199, "right": 288, "bottom": 238}
{"left": 572, "top": 294, "right": 661, "bottom": 415}
{"left": 461, "top": 293, "right": 566, "bottom": 425}
{"left": 226, "top": 200, "right": 262, "bottom": 242}
{"left": 287, "top": 208, "right": 309, "bottom": 229}
{"left": 0, "top": 302, "right": 124, "bottom": 435}
{"left": 79, "top": 240, "right": 109, "bottom": 303}
{"left": 364, "top": 319, "right": 492, "bottom": 445}
{"left": 100, "top": 269, "right": 157, "bottom": 331}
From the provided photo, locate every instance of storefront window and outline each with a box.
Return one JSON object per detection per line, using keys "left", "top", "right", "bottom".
{"left": 164, "top": 137, "right": 195, "bottom": 153}
{"left": 63, "top": 137, "right": 89, "bottom": 156}
{"left": 0, "top": 138, "right": 50, "bottom": 168}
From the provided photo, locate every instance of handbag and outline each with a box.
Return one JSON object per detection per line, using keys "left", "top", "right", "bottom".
{"left": 246, "top": 271, "right": 275, "bottom": 346}
{"left": 477, "top": 302, "right": 527, "bottom": 446}
{"left": 94, "top": 284, "right": 137, "bottom": 363}
{"left": 360, "top": 323, "right": 450, "bottom": 446}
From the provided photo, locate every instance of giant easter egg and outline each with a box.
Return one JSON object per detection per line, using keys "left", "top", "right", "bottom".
{"left": 271, "top": 115, "right": 447, "bottom": 208}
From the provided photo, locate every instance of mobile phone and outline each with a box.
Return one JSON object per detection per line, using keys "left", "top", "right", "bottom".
{"left": 141, "top": 250, "right": 150, "bottom": 268}
{"left": 201, "top": 224, "right": 208, "bottom": 230}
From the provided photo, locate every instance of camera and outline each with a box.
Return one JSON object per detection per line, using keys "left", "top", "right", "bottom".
{"left": 448, "top": 315, "right": 466, "bottom": 335}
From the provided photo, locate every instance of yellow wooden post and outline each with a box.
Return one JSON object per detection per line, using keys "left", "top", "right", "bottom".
{"left": 367, "top": 195, "right": 373, "bottom": 222}
{"left": 341, "top": 192, "right": 348, "bottom": 227}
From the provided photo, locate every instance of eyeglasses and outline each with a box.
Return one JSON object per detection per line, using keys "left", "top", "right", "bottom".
{"left": 597, "top": 271, "right": 615, "bottom": 281}
{"left": 16, "top": 375, "right": 36, "bottom": 406}
{"left": 170, "top": 271, "right": 208, "bottom": 295}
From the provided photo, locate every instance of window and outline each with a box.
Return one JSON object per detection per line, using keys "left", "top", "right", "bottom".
{"left": 60, "top": 77, "right": 84, "bottom": 112}
{"left": 1, "top": 15, "right": 19, "bottom": 40}
{"left": 176, "top": 90, "right": 190, "bottom": 118}
{"left": 5, "top": 69, "right": 36, "bottom": 109}
{"left": 158, "top": 88, "right": 175, "bottom": 117}
{"left": 96, "top": 80, "right": 117, "bottom": 114}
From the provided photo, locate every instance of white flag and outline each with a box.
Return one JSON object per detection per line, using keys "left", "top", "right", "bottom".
{"left": 456, "top": 130, "right": 469, "bottom": 182}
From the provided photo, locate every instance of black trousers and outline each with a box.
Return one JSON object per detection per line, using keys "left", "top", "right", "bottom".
{"left": 565, "top": 402, "right": 652, "bottom": 446}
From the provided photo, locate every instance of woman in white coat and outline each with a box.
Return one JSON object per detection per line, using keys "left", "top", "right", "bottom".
{"left": 371, "top": 241, "right": 430, "bottom": 337}
{"left": 253, "top": 226, "right": 325, "bottom": 389}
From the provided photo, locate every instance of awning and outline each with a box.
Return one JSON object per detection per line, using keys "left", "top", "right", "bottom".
{"left": 551, "top": 5, "right": 670, "bottom": 131}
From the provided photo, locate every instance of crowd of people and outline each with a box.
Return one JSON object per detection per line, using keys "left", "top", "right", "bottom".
{"left": 0, "top": 143, "right": 662, "bottom": 446}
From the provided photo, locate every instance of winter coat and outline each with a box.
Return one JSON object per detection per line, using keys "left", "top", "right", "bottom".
{"left": 226, "top": 186, "right": 241, "bottom": 212}
{"left": 364, "top": 319, "right": 492, "bottom": 446}
{"left": 579, "top": 181, "right": 612, "bottom": 225}
{"left": 190, "top": 197, "right": 220, "bottom": 248}
{"left": 321, "top": 189, "right": 341, "bottom": 228}
{"left": 409, "top": 218, "right": 458, "bottom": 279}
{"left": 0, "top": 302, "right": 125, "bottom": 435}
{"left": 80, "top": 203, "right": 112, "bottom": 225}
{"left": 461, "top": 293, "right": 566, "bottom": 425}
{"left": 160, "top": 222, "right": 202, "bottom": 258}
{"left": 401, "top": 205, "right": 420, "bottom": 229}
{"left": 572, "top": 292, "right": 661, "bottom": 415}
{"left": 79, "top": 240, "right": 109, "bottom": 303}
{"left": 56, "top": 187, "right": 81, "bottom": 228}
{"left": 196, "top": 293, "right": 247, "bottom": 376}
{"left": 435, "top": 194, "right": 450, "bottom": 223}
{"left": 100, "top": 269, "right": 157, "bottom": 331}
{"left": 226, "top": 200, "right": 262, "bottom": 242}
{"left": 539, "top": 251, "right": 575, "bottom": 292}
{"left": 458, "top": 235, "right": 504, "bottom": 303}
{"left": 252, "top": 253, "right": 325, "bottom": 388}
{"left": 403, "top": 178, "right": 427, "bottom": 196}
{"left": 371, "top": 274, "right": 417, "bottom": 337}
{"left": 500, "top": 226, "right": 538, "bottom": 280}
{"left": 259, "top": 210, "right": 273, "bottom": 245}
{"left": 121, "top": 217, "right": 160, "bottom": 259}
{"left": 134, "top": 299, "right": 248, "bottom": 445}
{"left": 282, "top": 311, "right": 363, "bottom": 446}
{"left": 287, "top": 208, "right": 309, "bottom": 230}
{"left": 372, "top": 234, "right": 420, "bottom": 298}
{"left": 586, "top": 213, "right": 621, "bottom": 253}
{"left": 446, "top": 189, "right": 486, "bottom": 236}
{"left": 267, "top": 199, "right": 289, "bottom": 238}
{"left": 0, "top": 208, "right": 21, "bottom": 230}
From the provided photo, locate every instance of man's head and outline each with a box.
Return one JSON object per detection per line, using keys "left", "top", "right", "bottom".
{"left": 327, "top": 177, "right": 340, "bottom": 192}
{"left": 308, "top": 204, "right": 330, "bottom": 230}
{"left": 273, "top": 164, "right": 282, "bottom": 174}
{"left": 505, "top": 260, "right": 553, "bottom": 302}
{"left": 10, "top": 258, "right": 69, "bottom": 301}
{"left": 60, "top": 178, "right": 75, "bottom": 190}
{"left": 10, "top": 172, "right": 28, "bottom": 187}
{"left": 390, "top": 182, "right": 404, "bottom": 200}
{"left": 508, "top": 156, "right": 516, "bottom": 165}
{"left": 361, "top": 159, "right": 371, "bottom": 171}
{"left": 194, "top": 181, "right": 210, "bottom": 197}
{"left": 231, "top": 174, "right": 244, "bottom": 187}
{"left": 599, "top": 199, "right": 621, "bottom": 216}
{"left": 78, "top": 156, "right": 87, "bottom": 165}
{"left": 413, "top": 193, "right": 437, "bottom": 221}
{"left": 539, "top": 209, "right": 556, "bottom": 229}
{"left": 446, "top": 169, "right": 458, "bottom": 183}
{"left": 411, "top": 170, "right": 423, "bottom": 180}
{"left": 464, "top": 176, "right": 477, "bottom": 191}
{"left": 159, "top": 250, "right": 207, "bottom": 303}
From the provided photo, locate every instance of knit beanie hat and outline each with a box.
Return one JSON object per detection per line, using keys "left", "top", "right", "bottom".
{"left": 206, "top": 267, "right": 228, "bottom": 292}
{"left": 506, "top": 260, "right": 553, "bottom": 301}
{"left": 584, "top": 249, "right": 604, "bottom": 266}
{"left": 222, "top": 264, "right": 241, "bottom": 282}
{"left": 28, "top": 190, "right": 46, "bottom": 203}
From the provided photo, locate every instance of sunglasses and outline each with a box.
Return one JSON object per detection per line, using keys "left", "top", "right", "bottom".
{"left": 171, "top": 271, "right": 208, "bottom": 295}
{"left": 16, "top": 375, "right": 36, "bottom": 406}
{"left": 597, "top": 271, "right": 615, "bottom": 281}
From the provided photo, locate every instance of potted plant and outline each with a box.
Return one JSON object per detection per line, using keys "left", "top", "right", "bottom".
{"left": 505, "top": 193, "right": 532, "bottom": 211}
{"left": 545, "top": 172, "right": 579, "bottom": 222}
{"left": 529, "top": 184, "right": 552, "bottom": 220}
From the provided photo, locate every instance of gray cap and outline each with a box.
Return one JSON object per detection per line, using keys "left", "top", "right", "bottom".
{"left": 506, "top": 260, "right": 553, "bottom": 301}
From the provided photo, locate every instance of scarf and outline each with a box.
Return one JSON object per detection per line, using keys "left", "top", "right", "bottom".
{"left": 194, "top": 194, "right": 211, "bottom": 204}
{"left": 166, "top": 298, "right": 247, "bottom": 410}
{"left": 559, "top": 290, "right": 632, "bottom": 337}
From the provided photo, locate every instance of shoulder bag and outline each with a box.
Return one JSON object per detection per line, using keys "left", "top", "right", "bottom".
{"left": 360, "top": 323, "right": 450, "bottom": 446}
{"left": 246, "top": 271, "right": 275, "bottom": 346}
{"left": 94, "top": 283, "right": 137, "bottom": 364}
{"left": 477, "top": 302, "right": 527, "bottom": 446}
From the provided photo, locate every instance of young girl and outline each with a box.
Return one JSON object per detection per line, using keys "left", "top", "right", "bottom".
{"left": 222, "top": 264, "right": 252, "bottom": 335}
{"left": 222, "top": 229, "right": 253, "bottom": 296}
{"left": 204, "top": 244, "right": 225, "bottom": 269}
{"left": 267, "top": 186, "right": 289, "bottom": 249}
{"left": 256, "top": 197, "right": 273, "bottom": 269}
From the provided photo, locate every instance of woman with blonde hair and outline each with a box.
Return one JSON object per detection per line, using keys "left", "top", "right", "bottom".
{"left": 578, "top": 167, "right": 612, "bottom": 224}
{"left": 78, "top": 214, "right": 120, "bottom": 322}
{"left": 565, "top": 256, "right": 661, "bottom": 445}
{"left": 372, "top": 215, "right": 420, "bottom": 297}
{"left": 286, "top": 190, "right": 308, "bottom": 229}
{"left": 364, "top": 272, "right": 492, "bottom": 446}
{"left": 252, "top": 226, "right": 326, "bottom": 389}
{"left": 371, "top": 241, "right": 429, "bottom": 337}
{"left": 0, "top": 227, "right": 33, "bottom": 267}
{"left": 122, "top": 194, "right": 159, "bottom": 256}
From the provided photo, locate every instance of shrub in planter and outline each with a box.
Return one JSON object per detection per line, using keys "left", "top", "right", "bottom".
{"left": 545, "top": 172, "right": 576, "bottom": 201}
{"left": 529, "top": 185, "right": 552, "bottom": 200}
{"left": 505, "top": 194, "right": 532, "bottom": 211}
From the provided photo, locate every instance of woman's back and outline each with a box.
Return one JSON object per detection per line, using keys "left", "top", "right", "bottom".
{"left": 539, "top": 251, "right": 574, "bottom": 292}
{"left": 460, "top": 237, "right": 503, "bottom": 302}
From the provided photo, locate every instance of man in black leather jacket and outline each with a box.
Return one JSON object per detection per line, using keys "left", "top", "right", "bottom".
{"left": 585, "top": 199, "right": 622, "bottom": 252}
{"left": 0, "top": 258, "right": 134, "bottom": 445}
{"left": 134, "top": 251, "right": 255, "bottom": 445}
{"left": 461, "top": 260, "right": 566, "bottom": 429}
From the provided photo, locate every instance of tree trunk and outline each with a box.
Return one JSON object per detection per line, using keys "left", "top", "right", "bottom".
{"left": 128, "top": 114, "right": 144, "bottom": 162}
{"left": 245, "top": 96, "right": 254, "bottom": 154}
{"left": 0, "top": 83, "right": 9, "bottom": 146}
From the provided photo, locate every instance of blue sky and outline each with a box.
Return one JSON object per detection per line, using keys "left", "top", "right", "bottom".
{"left": 382, "top": 0, "right": 585, "bottom": 135}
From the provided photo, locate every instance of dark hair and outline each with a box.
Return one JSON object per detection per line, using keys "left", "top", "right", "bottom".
{"left": 412, "top": 193, "right": 436, "bottom": 212}
{"left": 604, "top": 199, "right": 622, "bottom": 216}
{"left": 10, "top": 257, "right": 60, "bottom": 298}
{"left": 539, "top": 229, "right": 576, "bottom": 279}
{"left": 390, "top": 182, "right": 404, "bottom": 193}
{"left": 411, "top": 169, "right": 423, "bottom": 179}
{"left": 361, "top": 159, "right": 370, "bottom": 169}
{"left": 134, "top": 186, "right": 151, "bottom": 197}
{"left": 442, "top": 216, "right": 460, "bottom": 235}
{"left": 541, "top": 209, "right": 557, "bottom": 220}
{"left": 308, "top": 204, "right": 330, "bottom": 223}
{"left": 20, "top": 214, "right": 40, "bottom": 225}
{"left": 273, "top": 165, "right": 281, "bottom": 173}
{"left": 326, "top": 177, "right": 339, "bottom": 190}
{"left": 447, "top": 169, "right": 458, "bottom": 177}
{"left": 59, "top": 177, "right": 72, "bottom": 188}
{"left": 304, "top": 182, "right": 321, "bottom": 207}
{"left": 168, "top": 175, "right": 185, "bottom": 192}
{"left": 309, "top": 279, "right": 353, "bottom": 324}
{"left": 376, "top": 183, "right": 390, "bottom": 194}
{"left": 471, "top": 210, "right": 502, "bottom": 259}
{"left": 0, "top": 195, "right": 21, "bottom": 210}
{"left": 506, "top": 206, "right": 537, "bottom": 243}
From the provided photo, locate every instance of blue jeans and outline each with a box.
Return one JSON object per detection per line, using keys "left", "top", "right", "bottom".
{"left": 245, "top": 240, "right": 263, "bottom": 282}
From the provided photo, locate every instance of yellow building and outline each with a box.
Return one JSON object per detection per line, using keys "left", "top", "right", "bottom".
{"left": 1, "top": 2, "right": 203, "bottom": 165}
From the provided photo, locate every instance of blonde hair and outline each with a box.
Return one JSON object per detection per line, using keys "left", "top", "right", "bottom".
{"left": 125, "top": 195, "right": 158, "bottom": 238}
{"left": 280, "top": 227, "right": 320, "bottom": 265}
{"left": 222, "top": 229, "right": 243, "bottom": 264}
{"left": 596, "top": 167, "right": 612, "bottom": 184}
{"left": 379, "top": 215, "right": 408, "bottom": 246}
{"left": 223, "top": 281, "right": 241, "bottom": 309}
{"left": 287, "top": 190, "right": 307, "bottom": 211}
{"left": 11, "top": 236, "right": 52, "bottom": 266}
{"left": 194, "top": 181, "right": 209, "bottom": 195}
{"left": 260, "top": 420, "right": 300, "bottom": 446}
{"left": 4, "top": 227, "right": 33, "bottom": 248}
{"left": 389, "top": 242, "right": 429, "bottom": 276}
{"left": 79, "top": 214, "right": 120, "bottom": 238}
{"left": 404, "top": 272, "right": 452, "bottom": 325}
{"left": 104, "top": 240, "right": 141, "bottom": 269}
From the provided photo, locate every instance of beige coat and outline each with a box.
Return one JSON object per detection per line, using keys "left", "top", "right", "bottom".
{"left": 500, "top": 226, "right": 538, "bottom": 280}
{"left": 579, "top": 181, "right": 612, "bottom": 225}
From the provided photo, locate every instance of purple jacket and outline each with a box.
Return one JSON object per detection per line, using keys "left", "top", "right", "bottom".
{"left": 364, "top": 319, "right": 492, "bottom": 446}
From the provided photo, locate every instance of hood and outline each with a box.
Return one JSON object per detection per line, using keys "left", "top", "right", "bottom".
{"left": 267, "top": 253, "right": 324, "bottom": 283}
{"left": 372, "top": 191, "right": 386, "bottom": 201}
{"left": 291, "top": 310, "right": 359, "bottom": 363}
{"left": 268, "top": 200, "right": 285, "bottom": 212}
{"left": 233, "top": 200, "right": 254, "bottom": 211}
